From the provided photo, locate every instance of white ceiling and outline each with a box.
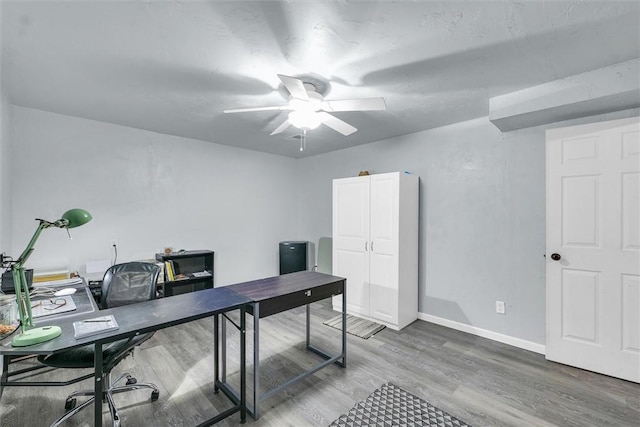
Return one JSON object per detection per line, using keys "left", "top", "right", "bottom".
{"left": 2, "top": 1, "right": 639, "bottom": 158}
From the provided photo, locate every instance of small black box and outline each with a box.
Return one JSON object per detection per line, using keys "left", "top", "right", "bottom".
{"left": 1, "top": 269, "right": 34, "bottom": 294}
{"left": 279, "top": 241, "right": 308, "bottom": 275}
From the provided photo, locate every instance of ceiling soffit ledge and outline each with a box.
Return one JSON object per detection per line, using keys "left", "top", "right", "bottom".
{"left": 489, "top": 59, "right": 640, "bottom": 132}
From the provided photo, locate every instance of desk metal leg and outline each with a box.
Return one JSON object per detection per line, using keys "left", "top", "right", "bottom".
{"left": 305, "top": 295, "right": 347, "bottom": 369}
{"left": 0, "top": 355, "right": 8, "bottom": 399}
{"left": 221, "top": 315, "right": 227, "bottom": 382}
{"left": 253, "top": 302, "right": 260, "bottom": 420}
{"left": 342, "top": 287, "right": 347, "bottom": 368}
{"left": 240, "top": 305, "right": 246, "bottom": 424}
{"left": 209, "top": 307, "right": 248, "bottom": 426}
{"left": 218, "top": 292, "right": 347, "bottom": 421}
{"left": 217, "top": 304, "right": 259, "bottom": 421}
{"left": 305, "top": 303, "right": 312, "bottom": 350}
{"left": 214, "top": 314, "right": 219, "bottom": 393}
{"left": 94, "top": 342, "right": 103, "bottom": 427}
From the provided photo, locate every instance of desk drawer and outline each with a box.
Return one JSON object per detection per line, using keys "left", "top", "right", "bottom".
{"left": 251, "top": 280, "right": 344, "bottom": 318}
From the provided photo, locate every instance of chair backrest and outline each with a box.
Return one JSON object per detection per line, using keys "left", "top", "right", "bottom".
{"left": 100, "top": 262, "right": 160, "bottom": 309}
{"left": 316, "top": 237, "right": 332, "bottom": 274}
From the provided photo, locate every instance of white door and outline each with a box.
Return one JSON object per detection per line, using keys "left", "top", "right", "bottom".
{"left": 546, "top": 116, "right": 640, "bottom": 383}
{"left": 369, "top": 173, "right": 400, "bottom": 324}
{"left": 332, "top": 176, "right": 370, "bottom": 316}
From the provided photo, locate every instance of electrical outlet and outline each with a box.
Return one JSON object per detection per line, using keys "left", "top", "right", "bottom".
{"left": 496, "top": 300, "right": 506, "bottom": 314}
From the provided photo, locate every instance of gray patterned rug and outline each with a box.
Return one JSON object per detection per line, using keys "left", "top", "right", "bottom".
{"left": 329, "top": 382, "right": 470, "bottom": 427}
{"left": 323, "top": 314, "right": 385, "bottom": 339}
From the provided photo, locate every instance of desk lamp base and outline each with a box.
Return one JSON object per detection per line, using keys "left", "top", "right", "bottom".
{"left": 12, "top": 325, "right": 62, "bottom": 347}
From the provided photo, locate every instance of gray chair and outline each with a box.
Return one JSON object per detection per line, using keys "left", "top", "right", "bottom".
{"left": 313, "top": 237, "right": 332, "bottom": 274}
{"left": 38, "top": 262, "right": 161, "bottom": 427}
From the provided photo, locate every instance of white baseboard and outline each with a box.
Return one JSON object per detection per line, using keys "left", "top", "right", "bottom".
{"left": 417, "top": 312, "right": 546, "bottom": 355}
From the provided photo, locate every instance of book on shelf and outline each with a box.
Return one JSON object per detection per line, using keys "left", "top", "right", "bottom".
{"left": 164, "top": 261, "right": 175, "bottom": 281}
{"left": 73, "top": 315, "right": 119, "bottom": 339}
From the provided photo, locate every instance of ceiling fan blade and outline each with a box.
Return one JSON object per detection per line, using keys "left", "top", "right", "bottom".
{"left": 322, "top": 97, "right": 386, "bottom": 112}
{"left": 277, "top": 74, "right": 309, "bottom": 101}
{"left": 317, "top": 112, "right": 357, "bottom": 136}
{"left": 270, "top": 119, "right": 291, "bottom": 135}
{"left": 223, "top": 105, "right": 290, "bottom": 113}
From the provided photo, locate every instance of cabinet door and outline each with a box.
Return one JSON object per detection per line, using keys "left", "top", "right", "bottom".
{"left": 332, "top": 176, "right": 370, "bottom": 316}
{"left": 369, "top": 173, "right": 399, "bottom": 324}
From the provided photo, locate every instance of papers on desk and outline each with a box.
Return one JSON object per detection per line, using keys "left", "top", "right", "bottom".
{"left": 31, "top": 295, "right": 77, "bottom": 318}
{"left": 32, "top": 277, "right": 84, "bottom": 288}
{"left": 73, "top": 315, "right": 119, "bottom": 339}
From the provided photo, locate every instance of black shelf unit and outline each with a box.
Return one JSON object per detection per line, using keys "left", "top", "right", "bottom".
{"left": 155, "top": 250, "right": 214, "bottom": 297}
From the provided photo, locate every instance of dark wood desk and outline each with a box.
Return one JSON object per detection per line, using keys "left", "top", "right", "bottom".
{"left": 0, "top": 282, "right": 99, "bottom": 396}
{"left": 0, "top": 286, "right": 251, "bottom": 427}
{"left": 219, "top": 270, "right": 347, "bottom": 419}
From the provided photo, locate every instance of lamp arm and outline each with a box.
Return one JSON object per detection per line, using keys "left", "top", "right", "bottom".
{"left": 13, "top": 220, "right": 56, "bottom": 330}
{"left": 13, "top": 268, "right": 33, "bottom": 329}
{"left": 15, "top": 220, "right": 52, "bottom": 265}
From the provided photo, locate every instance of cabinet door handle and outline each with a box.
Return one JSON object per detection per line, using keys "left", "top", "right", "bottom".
{"left": 371, "top": 241, "right": 374, "bottom": 251}
{"left": 365, "top": 241, "right": 368, "bottom": 251}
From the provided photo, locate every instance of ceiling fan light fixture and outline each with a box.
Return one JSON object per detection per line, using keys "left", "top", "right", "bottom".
{"left": 225, "top": 74, "right": 386, "bottom": 139}
{"left": 288, "top": 110, "right": 322, "bottom": 130}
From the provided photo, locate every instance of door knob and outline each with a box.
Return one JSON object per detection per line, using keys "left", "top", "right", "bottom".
{"left": 550, "top": 253, "right": 561, "bottom": 261}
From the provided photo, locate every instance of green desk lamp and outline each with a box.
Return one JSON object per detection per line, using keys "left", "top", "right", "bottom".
{"left": 10, "top": 208, "right": 92, "bottom": 347}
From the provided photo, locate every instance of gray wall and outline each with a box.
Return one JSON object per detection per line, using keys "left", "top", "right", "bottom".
{"left": 6, "top": 103, "right": 639, "bottom": 346}
{"left": 0, "top": 98, "right": 9, "bottom": 255}
{"left": 9, "top": 106, "right": 299, "bottom": 286}
{"left": 298, "top": 117, "right": 546, "bottom": 344}
{"left": 0, "top": 84, "right": 10, "bottom": 253}
{"left": 298, "top": 110, "right": 640, "bottom": 345}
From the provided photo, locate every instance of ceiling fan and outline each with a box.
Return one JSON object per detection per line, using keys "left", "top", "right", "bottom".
{"left": 223, "top": 74, "right": 387, "bottom": 137}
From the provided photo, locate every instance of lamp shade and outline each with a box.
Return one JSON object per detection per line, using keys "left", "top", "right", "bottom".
{"left": 61, "top": 208, "right": 92, "bottom": 228}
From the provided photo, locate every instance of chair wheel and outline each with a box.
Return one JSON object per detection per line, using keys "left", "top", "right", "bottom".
{"left": 64, "top": 398, "right": 77, "bottom": 410}
{"left": 151, "top": 390, "right": 159, "bottom": 401}
{"left": 126, "top": 377, "right": 137, "bottom": 385}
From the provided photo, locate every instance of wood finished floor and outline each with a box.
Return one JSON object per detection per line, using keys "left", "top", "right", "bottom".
{"left": 1, "top": 300, "right": 638, "bottom": 427}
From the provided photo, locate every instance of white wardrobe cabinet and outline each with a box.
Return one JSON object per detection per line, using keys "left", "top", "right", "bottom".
{"left": 332, "top": 172, "right": 419, "bottom": 331}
